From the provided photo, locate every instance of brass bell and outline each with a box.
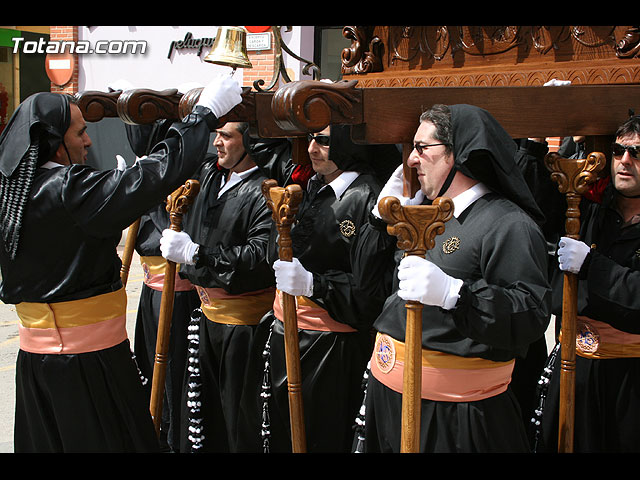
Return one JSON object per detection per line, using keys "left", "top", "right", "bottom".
{"left": 204, "top": 26, "right": 253, "bottom": 69}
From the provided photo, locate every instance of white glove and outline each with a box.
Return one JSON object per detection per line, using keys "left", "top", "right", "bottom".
{"left": 108, "top": 79, "right": 134, "bottom": 92}
{"left": 160, "top": 229, "right": 199, "bottom": 265}
{"left": 196, "top": 75, "right": 243, "bottom": 118}
{"left": 557, "top": 236, "right": 590, "bottom": 274}
{"left": 115, "top": 154, "right": 127, "bottom": 171}
{"left": 273, "top": 258, "right": 313, "bottom": 297}
{"left": 543, "top": 78, "right": 571, "bottom": 87}
{"left": 372, "top": 164, "right": 424, "bottom": 218}
{"left": 397, "top": 255, "right": 463, "bottom": 310}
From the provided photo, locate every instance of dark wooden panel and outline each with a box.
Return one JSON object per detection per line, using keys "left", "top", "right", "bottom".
{"left": 352, "top": 84, "right": 640, "bottom": 144}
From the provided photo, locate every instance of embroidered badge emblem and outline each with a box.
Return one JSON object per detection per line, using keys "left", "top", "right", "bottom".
{"left": 196, "top": 286, "right": 211, "bottom": 307}
{"left": 339, "top": 219, "right": 356, "bottom": 238}
{"left": 374, "top": 334, "right": 396, "bottom": 374}
{"left": 576, "top": 319, "right": 600, "bottom": 354}
{"left": 142, "top": 263, "right": 150, "bottom": 283}
{"left": 636, "top": 248, "right": 640, "bottom": 258}
{"left": 442, "top": 236, "right": 460, "bottom": 254}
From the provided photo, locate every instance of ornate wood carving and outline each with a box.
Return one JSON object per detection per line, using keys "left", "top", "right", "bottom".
{"left": 270, "top": 79, "right": 362, "bottom": 132}
{"left": 544, "top": 152, "right": 606, "bottom": 239}
{"left": 117, "top": 88, "right": 182, "bottom": 125}
{"left": 74, "top": 90, "right": 120, "bottom": 122}
{"left": 341, "top": 26, "right": 383, "bottom": 74}
{"left": 342, "top": 26, "right": 640, "bottom": 88}
{"left": 378, "top": 196, "right": 454, "bottom": 255}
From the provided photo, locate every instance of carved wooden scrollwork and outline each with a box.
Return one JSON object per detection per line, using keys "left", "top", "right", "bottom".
{"left": 544, "top": 151, "right": 606, "bottom": 238}
{"left": 261, "top": 178, "right": 303, "bottom": 263}
{"left": 615, "top": 26, "right": 640, "bottom": 58}
{"left": 117, "top": 88, "right": 182, "bottom": 125}
{"left": 270, "top": 79, "right": 362, "bottom": 132}
{"left": 166, "top": 179, "right": 200, "bottom": 233}
{"left": 342, "top": 26, "right": 383, "bottom": 74}
{"left": 74, "top": 90, "right": 120, "bottom": 122}
{"left": 377, "top": 196, "right": 454, "bottom": 256}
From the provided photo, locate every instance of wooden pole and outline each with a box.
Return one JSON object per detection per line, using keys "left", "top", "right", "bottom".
{"left": 378, "top": 195, "right": 454, "bottom": 453}
{"left": 149, "top": 179, "right": 200, "bottom": 436}
{"left": 120, "top": 218, "right": 141, "bottom": 287}
{"left": 261, "top": 178, "right": 306, "bottom": 453}
{"left": 544, "top": 151, "right": 606, "bottom": 453}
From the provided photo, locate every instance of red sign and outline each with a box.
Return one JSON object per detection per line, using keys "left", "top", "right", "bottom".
{"left": 45, "top": 53, "right": 75, "bottom": 86}
{"left": 245, "top": 26, "right": 271, "bottom": 33}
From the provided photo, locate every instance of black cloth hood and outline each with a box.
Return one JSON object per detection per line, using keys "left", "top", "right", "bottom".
{"left": 125, "top": 119, "right": 173, "bottom": 158}
{"left": 449, "top": 104, "right": 545, "bottom": 223}
{"left": 0, "top": 92, "right": 71, "bottom": 177}
{"left": 328, "top": 124, "right": 401, "bottom": 182}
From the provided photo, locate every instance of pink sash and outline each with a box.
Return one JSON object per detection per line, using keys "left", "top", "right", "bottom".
{"left": 370, "top": 333, "right": 515, "bottom": 402}
{"left": 272, "top": 289, "right": 357, "bottom": 332}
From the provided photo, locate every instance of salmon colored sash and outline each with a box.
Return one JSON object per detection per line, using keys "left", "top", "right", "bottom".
{"left": 196, "top": 285, "right": 274, "bottom": 326}
{"left": 574, "top": 315, "right": 640, "bottom": 359}
{"left": 370, "top": 333, "right": 515, "bottom": 402}
{"left": 141, "top": 255, "right": 195, "bottom": 292}
{"left": 16, "top": 287, "right": 128, "bottom": 354}
{"left": 272, "top": 289, "right": 357, "bottom": 333}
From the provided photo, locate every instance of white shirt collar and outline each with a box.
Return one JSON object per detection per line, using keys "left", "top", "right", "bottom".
{"left": 451, "top": 182, "right": 491, "bottom": 217}
{"left": 218, "top": 165, "right": 258, "bottom": 198}
{"left": 40, "top": 161, "right": 64, "bottom": 169}
{"left": 309, "top": 170, "right": 360, "bottom": 199}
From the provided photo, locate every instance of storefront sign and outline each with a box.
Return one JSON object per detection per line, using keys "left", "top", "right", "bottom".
{"left": 168, "top": 32, "right": 215, "bottom": 59}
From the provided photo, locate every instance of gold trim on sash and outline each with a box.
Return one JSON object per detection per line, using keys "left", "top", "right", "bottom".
{"left": 140, "top": 255, "right": 194, "bottom": 292}
{"left": 371, "top": 333, "right": 515, "bottom": 402}
{"left": 196, "top": 285, "right": 274, "bottom": 326}
{"left": 16, "top": 287, "right": 128, "bottom": 354}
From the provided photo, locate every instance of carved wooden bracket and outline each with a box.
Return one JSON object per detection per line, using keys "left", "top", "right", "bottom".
{"left": 166, "top": 179, "right": 200, "bottom": 232}
{"left": 544, "top": 151, "right": 606, "bottom": 238}
{"left": 117, "top": 88, "right": 182, "bottom": 125}
{"left": 377, "top": 196, "right": 454, "bottom": 256}
{"left": 270, "top": 79, "right": 363, "bottom": 133}
{"left": 261, "top": 178, "right": 304, "bottom": 262}
{"left": 74, "top": 90, "right": 121, "bottom": 122}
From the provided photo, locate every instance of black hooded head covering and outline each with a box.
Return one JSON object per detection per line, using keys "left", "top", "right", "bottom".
{"left": 0, "top": 92, "right": 71, "bottom": 258}
{"left": 448, "top": 104, "right": 545, "bottom": 224}
{"left": 328, "top": 124, "right": 401, "bottom": 182}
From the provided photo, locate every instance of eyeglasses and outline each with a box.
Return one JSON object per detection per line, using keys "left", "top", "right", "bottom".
{"left": 612, "top": 142, "right": 640, "bottom": 159}
{"left": 307, "top": 133, "right": 330, "bottom": 147}
{"left": 413, "top": 142, "right": 448, "bottom": 155}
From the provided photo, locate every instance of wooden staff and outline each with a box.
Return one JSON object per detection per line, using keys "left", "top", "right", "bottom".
{"left": 261, "top": 178, "right": 306, "bottom": 453}
{"left": 149, "top": 179, "right": 200, "bottom": 435}
{"left": 120, "top": 218, "right": 141, "bottom": 287}
{"left": 544, "top": 151, "right": 605, "bottom": 453}
{"left": 378, "top": 195, "right": 454, "bottom": 453}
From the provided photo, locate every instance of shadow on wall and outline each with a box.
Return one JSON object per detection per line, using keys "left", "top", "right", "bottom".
{"left": 86, "top": 117, "right": 217, "bottom": 171}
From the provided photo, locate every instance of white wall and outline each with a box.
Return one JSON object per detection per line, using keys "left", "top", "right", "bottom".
{"left": 78, "top": 26, "right": 240, "bottom": 92}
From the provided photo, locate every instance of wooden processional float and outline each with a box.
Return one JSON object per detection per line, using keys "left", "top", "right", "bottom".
{"left": 77, "top": 72, "right": 638, "bottom": 450}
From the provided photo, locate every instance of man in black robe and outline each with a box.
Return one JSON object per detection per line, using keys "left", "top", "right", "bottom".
{"left": 159, "top": 121, "right": 278, "bottom": 453}
{"left": 236, "top": 124, "right": 402, "bottom": 453}
{"left": 351, "top": 104, "right": 552, "bottom": 453}
{"left": 121, "top": 119, "right": 200, "bottom": 453}
{"left": 527, "top": 114, "right": 640, "bottom": 453}
{"left": 0, "top": 75, "right": 242, "bottom": 452}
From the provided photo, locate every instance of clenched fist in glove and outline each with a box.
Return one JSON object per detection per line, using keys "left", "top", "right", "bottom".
{"left": 372, "top": 164, "right": 424, "bottom": 219}
{"left": 160, "top": 229, "right": 199, "bottom": 265}
{"left": 196, "top": 75, "right": 243, "bottom": 118}
{"left": 273, "top": 258, "right": 314, "bottom": 297}
{"left": 397, "top": 255, "right": 463, "bottom": 310}
{"left": 557, "top": 236, "right": 591, "bottom": 274}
